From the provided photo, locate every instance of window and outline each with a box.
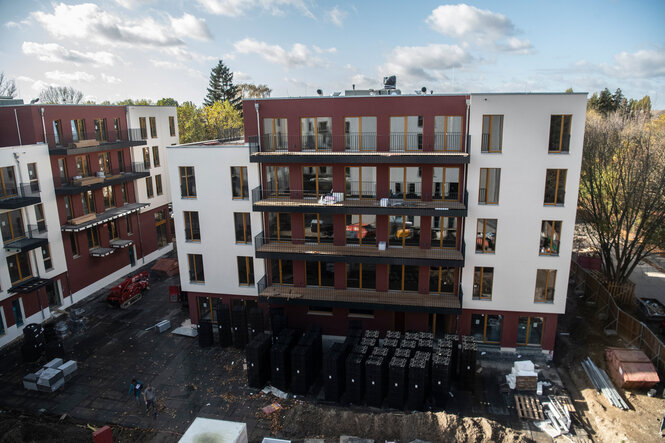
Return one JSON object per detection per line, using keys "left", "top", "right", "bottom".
{"left": 117, "top": 151, "right": 125, "bottom": 172}
{"left": 430, "top": 267, "right": 455, "bottom": 293}
{"left": 265, "top": 166, "right": 289, "bottom": 197}
{"left": 12, "top": 300, "right": 23, "bottom": 327}
{"left": 346, "top": 214, "right": 377, "bottom": 245}
{"left": 517, "top": 317, "right": 544, "bottom": 345}
{"left": 388, "top": 265, "right": 420, "bottom": 291}
{"left": 126, "top": 214, "right": 133, "bottom": 235}
{"left": 53, "top": 120, "right": 63, "bottom": 146}
{"left": 155, "top": 175, "right": 163, "bottom": 196}
{"left": 544, "top": 169, "right": 567, "bottom": 205}
{"left": 305, "top": 213, "right": 334, "bottom": 244}
{"left": 64, "top": 196, "right": 73, "bottom": 220}
{"left": 476, "top": 219, "right": 497, "bottom": 253}
{"left": 57, "top": 159, "right": 68, "bottom": 184}
{"left": 268, "top": 213, "right": 291, "bottom": 242}
{"left": 145, "top": 177, "right": 154, "bottom": 198}
{"left": 390, "top": 167, "right": 421, "bottom": 200}
{"left": 114, "top": 118, "right": 121, "bottom": 139}
{"left": 540, "top": 221, "right": 561, "bottom": 255}
{"left": 155, "top": 211, "right": 167, "bottom": 248}
{"left": 94, "top": 118, "right": 107, "bottom": 141}
{"left": 139, "top": 117, "right": 147, "bottom": 139}
{"left": 434, "top": 116, "right": 463, "bottom": 151}
{"left": 121, "top": 183, "right": 129, "bottom": 204}
{"left": 390, "top": 116, "right": 423, "bottom": 151}
{"left": 179, "top": 166, "right": 196, "bottom": 198}
{"left": 0, "top": 166, "right": 17, "bottom": 197}
{"left": 169, "top": 116, "right": 176, "bottom": 136}
{"left": 86, "top": 227, "right": 100, "bottom": 249}
{"left": 535, "top": 269, "right": 556, "bottom": 303}
{"left": 184, "top": 211, "right": 200, "bottom": 241}
{"left": 142, "top": 147, "right": 150, "bottom": 169}
{"left": 301, "top": 117, "right": 332, "bottom": 150}
{"left": 481, "top": 115, "right": 503, "bottom": 152}
{"left": 270, "top": 259, "right": 293, "bottom": 285}
{"left": 471, "top": 314, "right": 502, "bottom": 343}
{"left": 548, "top": 115, "right": 571, "bottom": 153}
{"left": 0, "top": 210, "right": 25, "bottom": 243}
{"left": 344, "top": 167, "right": 376, "bottom": 199}
{"left": 188, "top": 254, "right": 205, "bottom": 283}
{"left": 149, "top": 117, "right": 157, "bottom": 138}
{"left": 346, "top": 263, "right": 376, "bottom": 289}
{"left": 302, "top": 166, "right": 332, "bottom": 198}
{"left": 42, "top": 244, "right": 53, "bottom": 270}
{"left": 433, "top": 167, "right": 460, "bottom": 200}
{"left": 108, "top": 219, "right": 119, "bottom": 240}
{"left": 237, "top": 256, "right": 255, "bottom": 286}
{"left": 432, "top": 216, "right": 458, "bottom": 249}
{"left": 309, "top": 306, "right": 334, "bottom": 316}
{"left": 152, "top": 146, "right": 160, "bottom": 167}
{"left": 0, "top": 308, "right": 5, "bottom": 335}
{"left": 34, "top": 204, "right": 46, "bottom": 232}
{"left": 478, "top": 168, "right": 501, "bottom": 204}
{"left": 103, "top": 186, "right": 115, "bottom": 209}
{"left": 75, "top": 155, "right": 91, "bottom": 177}
{"left": 69, "top": 232, "right": 79, "bottom": 257}
{"left": 389, "top": 215, "right": 421, "bottom": 247}
{"left": 263, "top": 118, "right": 288, "bottom": 151}
{"left": 306, "top": 261, "right": 335, "bottom": 287}
{"left": 472, "top": 267, "right": 494, "bottom": 300}
{"left": 344, "top": 116, "right": 377, "bottom": 151}
{"left": 71, "top": 119, "right": 86, "bottom": 142}
{"left": 7, "top": 252, "right": 32, "bottom": 284}
{"left": 234, "top": 212, "right": 252, "bottom": 243}
{"left": 98, "top": 152, "right": 111, "bottom": 175}
{"left": 231, "top": 166, "right": 249, "bottom": 199}
{"left": 81, "top": 190, "right": 95, "bottom": 215}
{"left": 27, "top": 163, "right": 39, "bottom": 192}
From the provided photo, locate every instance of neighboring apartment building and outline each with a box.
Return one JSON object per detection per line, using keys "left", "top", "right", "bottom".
{"left": 168, "top": 89, "right": 585, "bottom": 352}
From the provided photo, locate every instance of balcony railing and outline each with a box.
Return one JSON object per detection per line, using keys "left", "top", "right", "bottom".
{"left": 57, "top": 162, "right": 149, "bottom": 194}
{"left": 3, "top": 224, "right": 48, "bottom": 253}
{"left": 0, "top": 183, "right": 41, "bottom": 209}
{"left": 47, "top": 128, "right": 144, "bottom": 149}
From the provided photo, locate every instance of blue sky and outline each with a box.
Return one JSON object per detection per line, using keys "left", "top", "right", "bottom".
{"left": 1, "top": 0, "right": 664, "bottom": 107}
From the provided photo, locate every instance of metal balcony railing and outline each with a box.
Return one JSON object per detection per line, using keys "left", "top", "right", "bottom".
{"left": 0, "top": 182, "right": 40, "bottom": 201}
{"left": 61, "top": 162, "right": 149, "bottom": 188}
{"left": 47, "top": 128, "right": 145, "bottom": 148}
{"left": 3, "top": 224, "right": 48, "bottom": 247}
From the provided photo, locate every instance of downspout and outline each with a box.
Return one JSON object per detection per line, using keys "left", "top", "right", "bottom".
{"left": 457, "top": 96, "right": 471, "bottom": 336}
{"left": 254, "top": 102, "right": 261, "bottom": 151}
{"left": 14, "top": 109, "right": 22, "bottom": 146}
{"left": 40, "top": 107, "right": 48, "bottom": 144}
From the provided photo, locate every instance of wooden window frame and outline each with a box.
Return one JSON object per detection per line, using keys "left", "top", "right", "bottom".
{"left": 155, "top": 174, "right": 163, "bottom": 196}
{"left": 27, "top": 162, "right": 39, "bottom": 192}
{"left": 272, "top": 259, "right": 293, "bottom": 286}
{"left": 432, "top": 216, "right": 458, "bottom": 249}
{"left": 81, "top": 190, "right": 95, "bottom": 215}
{"left": 179, "top": 166, "right": 196, "bottom": 198}
{"left": 42, "top": 244, "right": 53, "bottom": 270}
{"left": 265, "top": 165, "right": 289, "bottom": 198}
{"left": 540, "top": 220, "right": 562, "bottom": 256}
{"left": 0, "top": 166, "right": 17, "bottom": 198}
{"left": 231, "top": 166, "right": 249, "bottom": 199}
{"left": 433, "top": 166, "right": 461, "bottom": 201}
{"left": 98, "top": 152, "right": 111, "bottom": 175}
{"left": 126, "top": 214, "right": 133, "bottom": 235}
{"left": 263, "top": 118, "right": 288, "bottom": 151}
{"left": 188, "top": 253, "right": 205, "bottom": 283}
{"left": 234, "top": 212, "right": 252, "bottom": 244}
{"left": 472, "top": 314, "right": 502, "bottom": 344}
{"left": 53, "top": 120, "right": 63, "bottom": 146}
{"left": 70, "top": 232, "right": 80, "bottom": 257}
{"left": 103, "top": 186, "right": 115, "bottom": 209}
{"left": 302, "top": 165, "right": 333, "bottom": 199}
{"left": 433, "top": 115, "right": 463, "bottom": 151}
{"left": 430, "top": 266, "right": 455, "bottom": 294}
{"left": 476, "top": 218, "right": 497, "bottom": 253}
{"left": 34, "top": 204, "right": 46, "bottom": 232}
{"left": 390, "top": 166, "right": 421, "bottom": 201}
{"left": 145, "top": 177, "right": 154, "bottom": 198}
{"left": 517, "top": 316, "right": 544, "bottom": 346}
{"left": 139, "top": 117, "right": 148, "bottom": 139}
{"left": 114, "top": 118, "right": 121, "bottom": 139}
{"left": 481, "top": 115, "right": 503, "bottom": 153}
{"left": 184, "top": 211, "right": 201, "bottom": 242}
{"left": 548, "top": 115, "right": 571, "bottom": 153}
{"left": 269, "top": 212, "right": 291, "bottom": 242}
{"left": 388, "top": 264, "right": 420, "bottom": 292}
{"left": 345, "top": 214, "right": 376, "bottom": 246}
{"left": 1, "top": 210, "right": 25, "bottom": 243}
{"left": 478, "top": 168, "right": 500, "bottom": 204}
{"left": 344, "top": 166, "right": 376, "bottom": 200}
{"left": 152, "top": 146, "right": 160, "bottom": 167}
{"left": 544, "top": 169, "right": 567, "bottom": 205}
{"left": 71, "top": 119, "right": 86, "bottom": 141}
{"left": 535, "top": 269, "right": 556, "bottom": 303}
{"left": 75, "top": 155, "right": 91, "bottom": 177}
{"left": 108, "top": 219, "right": 120, "bottom": 240}
{"left": 389, "top": 215, "right": 420, "bottom": 248}
{"left": 472, "top": 266, "right": 494, "bottom": 300}
{"left": 344, "top": 116, "right": 377, "bottom": 152}
{"left": 57, "top": 159, "right": 68, "bottom": 184}
{"left": 236, "top": 256, "right": 255, "bottom": 286}
{"left": 169, "top": 116, "right": 176, "bottom": 137}
{"left": 149, "top": 116, "right": 157, "bottom": 138}
{"left": 7, "top": 252, "right": 32, "bottom": 284}
{"left": 64, "top": 195, "right": 73, "bottom": 220}
{"left": 86, "top": 227, "right": 100, "bottom": 249}
{"left": 94, "top": 118, "right": 107, "bottom": 142}
{"left": 300, "top": 117, "right": 332, "bottom": 151}
{"left": 142, "top": 147, "right": 151, "bottom": 170}
{"left": 390, "top": 115, "right": 423, "bottom": 151}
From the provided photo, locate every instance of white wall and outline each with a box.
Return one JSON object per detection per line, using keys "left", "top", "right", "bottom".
{"left": 462, "top": 93, "right": 587, "bottom": 315}
{"left": 125, "top": 106, "right": 178, "bottom": 212}
{"left": 166, "top": 142, "right": 264, "bottom": 297}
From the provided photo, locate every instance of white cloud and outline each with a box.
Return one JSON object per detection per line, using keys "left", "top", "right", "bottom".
{"left": 114, "top": 0, "right": 155, "bottom": 9}
{"left": 349, "top": 74, "right": 377, "bottom": 89}
{"left": 16, "top": 76, "right": 53, "bottom": 93}
{"left": 234, "top": 71, "right": 252, "bottom": 81}
{"left": 197, "top": 0, "right": 314, "bottom": 18}
{"left": 234, "top": 38, "right": 327, "bottom": 68}
{"left": 327, "top": 6, "right": 347, "bottom": 27}
{"left": 22, "top": 42, "right": 116, "bottom": 66}
{"left": 605, "top": 49, "right": 665, "bottom": 79}
{"left": 161, "top": 46, "right": 217, "bottom": 63}
{"left": 170, "top": 13, "right": 212, "bottom": 41}
{"left": 498, "top": 37, "right": 534, "bottom": 55}
{"left": 45, "top": 70, "right": 95, "bottom": 83}
{"left": 101, "top": 74, "right": 121, "bottom": 84}
{"left": 380, "top": 44, "right": 473, "bottom": 83}
{"left": 150, "top": 59, "right": 207, "bottom": 79}
{"left": 312, "top": 45, "right": 337, "bottom": 54}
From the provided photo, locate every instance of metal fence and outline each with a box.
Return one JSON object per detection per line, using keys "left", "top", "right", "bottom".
{"left": 570, "top": 260, "right": 665, "bottom": 373}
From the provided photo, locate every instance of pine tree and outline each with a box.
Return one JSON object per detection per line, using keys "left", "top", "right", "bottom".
{"left": 203, "top": 60, "right": 240, "bottom": 110}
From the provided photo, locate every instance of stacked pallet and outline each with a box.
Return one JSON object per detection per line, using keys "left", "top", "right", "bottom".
{"left": 246, "top": 333, "right": 272, "bottom": 388}
{"left": 388, "top": 356, "right": 408, "bottom": 409}
{"left": 323, "top": 342, "right": 348, "bottom": 402}
{"left": 365, "top": 355, "right": 387, "bottom": 407}
{"left": 346, "top": 352, "right": 366, "bottom": 404}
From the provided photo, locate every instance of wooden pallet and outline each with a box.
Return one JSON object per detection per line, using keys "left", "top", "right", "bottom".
{"left": 551, "top": 395, "right": 576, "bottom": 413}
{"left": 515, "top": 394, "right": 545, "bottom": 420}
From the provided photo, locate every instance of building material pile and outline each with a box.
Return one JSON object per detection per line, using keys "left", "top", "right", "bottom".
{"left": 506, "top": 360, "right": 538, "bottom": 390}
{"left": 605, "top": 347, "right": 659, "bottom": 389}
{"left": 23, "top": 358, "right": 78, "bottom": 392}
{"left": 581, "top": 356, "right": 629, "bottom": 409}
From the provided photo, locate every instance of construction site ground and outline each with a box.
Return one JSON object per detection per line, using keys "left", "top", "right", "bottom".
{"left": 0, "top": 254, "right": 664, "bottom": 442}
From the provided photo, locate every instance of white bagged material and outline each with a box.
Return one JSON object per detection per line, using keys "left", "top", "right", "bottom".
{"left": 44, "top": 358, "right": 64, "bottom": 369}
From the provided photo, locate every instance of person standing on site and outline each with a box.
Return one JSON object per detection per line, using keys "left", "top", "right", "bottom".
{"left": 143, "top": 385, "right": 157, "bottom": 418}
{"left": 128, "top": 379, "right": 143, "bottom": 407}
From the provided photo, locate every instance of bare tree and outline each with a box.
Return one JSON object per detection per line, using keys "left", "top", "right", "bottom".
{"left": 39, "top": 86, "right": 84, "bottom": 104}
{"left": 237, "top": 83, "right": 272, "bottom": 99}
{"left": 579, "top": 111, "right": 665, "bottom": 284}
{"left": 0, "top": 72, "right": 17, "bottom": 98}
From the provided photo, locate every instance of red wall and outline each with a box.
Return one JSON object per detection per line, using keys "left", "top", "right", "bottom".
{"left": 0, "top": 273, "right": 69, "bottom": 327}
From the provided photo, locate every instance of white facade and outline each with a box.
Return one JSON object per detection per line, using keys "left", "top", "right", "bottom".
{"left": 0, "top": 143, "right": 68, "bottom": 347}
{"left": 462, "top": 93, "right": 587, "bottom": 315}
{"left": 125, "top": 106, "right": 178, "bottom": 212}
{"left": 166, "top": 142, "right": 264, "bottom": 297}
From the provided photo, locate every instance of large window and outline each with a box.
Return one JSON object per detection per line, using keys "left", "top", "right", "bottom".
{"left": 390, "top": 167, "right": 421, "bottom": 200}
{"left": 388, "top": 265, "right": 420, "bottom": 291}
{"left": 471, "top": 314, "right": 502, "bottom": 344}
{"left": 344, "top": 116, "right": 377, "bottom": 151}
{"left": 302, "top": 166, "right": 332, "bottom": 198}
{"left": 81, "top": 190, "right": 95, "bottom": 215}
{"left": 0, "top": 210, "right": 25, "bottom": 243}
{"left": 544, "top": 169, "right": 567, "bottom": 205}
{"left": 540, "top": 221, "right": 561, "bottom": 255}
{"left": 432, "top": 216, "right": 458, "bottom": 249}
{"left": 42, "top": 245, "right": 53, "bottom": 270}
{"left": 429, "top": 267, "right": 455, "bottom": 293}
{"left": 481, "top": 115, "right": 503, "bottom": 153}
{"left": 188, "top": 254, "right": 205, "bottom": 283}
{"left": 517, "top": 317, "right": 544, "bottom": 346}
{"left": 179, "top": 166, "right": 196, "bottom": 198}
{"left": 108, "top": 219, "right": 119, "bottom": 240}
{"left": 184, "top": 211, "right": 200, "bottom": 241}
{"left": 94, "top": 118, "right": 107, "bottom": 141}
{"left": 263, "top": 118, "right": 288, "bottom": 151}
{"left": 102, "top": 185, "right": 115, "bottom": 209}
{"left": 139, "top": 117, "right": 147, "bottom": 139}
{"left": 114, "top": 118, "right": 121, "bottom": 139}
{"left": 345, "top": 166, "right": 376, "bottom": 199}
{"left": 234, "top": 212, "right": 252, "bottom": 243}
{"left": 231, "top": 166, "right": 248, "bottom": 199}
{"left": 145, "top": 177, "right": 154, "bottom": 198}
{"left": 69, "top": 232, "right": 79, "bottom": 257}
{"left": 535, "top": 269, "right": 556, "bottom": 303}
{"left": 53, "top": 120, "right": 63, "bottom": 146}
{"left": 121, "top": 183, "right": 129, "bottom": 204}
{"left": 86, "top": 227, "right": 100, "bottom": 249}
{"left": 479, "top": 168, "right": 501, "bottom": 204}
{"left": 346, "top": 214, "right": 376, "bottom": 245}
{"left": 117, "top": 151, "right": 125, "bottom": 172}
{"left": 306, "top": 261, "right": 335, "bottom": 287}
{"left": 155, "top": 175, "right": 163, "bottom": 196}
{"left": 27, "top": 163, "right": 39, "bottom": 192}
{"left": 301, "top": 117, "right": 332, "bottom": 150}
{"left": 34, "top": 204, "right": 46, "bottom": 232}
{"left": 548, "top": 115, "right": 571, "bottom": 153}
{"left": 237, "top": 256, "right": 255, "bottom": 286}
{"left": 347, "top": 263, "right": 376, "bottom": 289}
{"left": 149, "top": 117, "right": 157, "bottom": 138}
{"left": 169, "top": 116, "right": 176, "bottom": 136}
{"left": 390, "top": 116, "right": 423, "bottom": 151}
{"left": 476, "top": 219, "right": 497, "bottom": 253}
{"left": 152, "top": 146, "right": 160, "bottom": 167}
{"left": 0, "top": 166, "right": 17, "bottom": 198}
{"left": 142, "top": 147, "right": 151, "bottom": 169}
{"left": 265, "top": 166, "right": 289, "bottom": 197}
{"left": 75, "top": 155, "right": 91, "bottom": 177}
{"left": 270, "top": 259, "right": 293, "bottom": 285}
{"left": 305, "top": 213, "right": 334, "bottom": 244}
{"left": 433, "top": 167, "right": 460, "bottom": 201}
{"left": 64, "top": 196, "right": 73, "bottom": 220}
{"left": 71, "top": 119, "right": 85, "bottom": 142}
{"left": 57, "top": 159, "right": 68, "bottom": 184}
{"left": 268, "top": 213, "right": 291, "bottom": 242}
{"left": 472, "top": 267, "right": 494, "bottom": 300}
{"left": 389, "top": 215, "right": 421, "bottom": 247}
{"left": 98, "top": 152, "right": 111, "bottom": 175}
{"left": 434, "top": 115, "right": 462, "bottom": 151}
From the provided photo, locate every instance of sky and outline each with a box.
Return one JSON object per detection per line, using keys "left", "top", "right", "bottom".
{"left": 1, "top": 0, "right": 664, "bottom": 107}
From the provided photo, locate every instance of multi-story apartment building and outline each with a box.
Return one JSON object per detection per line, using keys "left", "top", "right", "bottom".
{"left": 0, "top": 102, "right": 177, "bottom": 347}
{"left": 168, "top": 89, "right": 585, "bottom": 352}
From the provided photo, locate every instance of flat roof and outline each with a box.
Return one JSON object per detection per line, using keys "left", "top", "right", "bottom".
{"left": 247, "top": 91, "right": 588, "bottom": 101}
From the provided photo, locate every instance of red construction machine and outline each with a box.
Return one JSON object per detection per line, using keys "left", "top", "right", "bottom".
{"left": 107, "top": 271, "right": 150, "bottom": 308}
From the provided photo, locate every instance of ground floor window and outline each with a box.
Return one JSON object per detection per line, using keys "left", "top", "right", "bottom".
{"left": 12, "top": 299, "right": 23, "bottom": 327}
{"left": 46, "top": 281, "right": 60, "bottom": 308}
{"left": 517, "top": 316, "right": 543, "bottom": 346}
{"left": 470, "top": 313, "right": 502, "bottom": 344}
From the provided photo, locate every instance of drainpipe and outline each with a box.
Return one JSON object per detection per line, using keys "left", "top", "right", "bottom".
{"left": 254, "top": 102, "right": 261, "bottom": 151}
{"left": 14, "top": 109, "right": 22, "bottom": 146}
{"left": 13, "top": 152, "right": 24, "bottom": 196}
{"left": 40, "top": 107, "right": 48, "bottom": 145}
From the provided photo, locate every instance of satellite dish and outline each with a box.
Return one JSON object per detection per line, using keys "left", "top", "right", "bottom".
{"left": 316, "top": 89, "right": 323, "bottom": 96}
{"left": 421, "top": 87, "right": 427, "bottom": 93}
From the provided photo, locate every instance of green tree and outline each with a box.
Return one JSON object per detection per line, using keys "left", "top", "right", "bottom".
{"left": 579, "top": 110, "right": 665, "bottom": 285}
{"left": 237, "top": 83, "right": 272, "bottom": 99}
{"left": 39, "top": 86, "right": 84, "bottom": 104}
{"left": 202, "top": 100, "right": 243, "bottom": 140}
{"left": 156, "top": 97, "right": 179, "bottom": 107}
{"left": 0, "top": 72, "right": 17, "bottom": 98}
{"left": 177, "top": 101, "right": 206, "bottom": 144}
{"left": 115, "top": 98, "right": 154, "bottom": 105}
{"left": 204, "top": 60, "right": 240, "bottom": 109}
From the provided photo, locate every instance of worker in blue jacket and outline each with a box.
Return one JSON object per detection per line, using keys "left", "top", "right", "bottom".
{"left": 128, "top": 379, "right": 143, "bottom": 407}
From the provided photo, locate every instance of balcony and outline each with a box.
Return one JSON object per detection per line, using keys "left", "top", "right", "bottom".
{"left": 55, "top": 163, "right": 150, "bottom": 195}
{"left": 256, "top": 276, "right": 462, "bottom": 314}
{"left": 3, "top": 224, "right": 48, "bottom": 253}
{"left": 248, "top": 133, "right": 470, "bottom": 165}
{"left": 8, "top": 277, "right": 52, "bottom": 294}
{"left": 0, "top": 183, "right": 41, "bottom": 209}
{"left": 252, "top": 186, "right": 468, "bottom": 217}
{"left": 48, "top": 128, "right": 146, "bottom": 154}
{"left": 60, "top": 202, "right": 148, "bottom": 232}
{"left": 254, "top": 234, "right": 464, "bottom": 267}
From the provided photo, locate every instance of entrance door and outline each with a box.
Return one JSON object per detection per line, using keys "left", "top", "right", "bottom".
{"left": 155, "top": 211, "right": 167, "bottom": 248}
{"left": 129, "top": 246, "right": 136, "bottom": 266}
{"left": 45, "top": 281, "right": 61, "bottom": 308}
{"left": 517, "top": 316, "right": 544, "bottom": 346}
{"left": 470, "top": 313, "right": 502, "bottom": 344}
{"left": 12, "top": 299, "right": 23, "bottom": 327}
